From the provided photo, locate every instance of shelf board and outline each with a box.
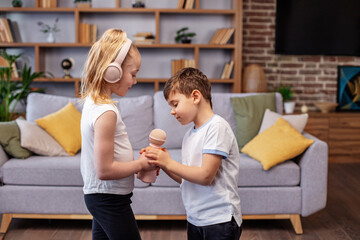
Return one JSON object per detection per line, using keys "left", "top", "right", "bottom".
{"left": 11, "top": 77, "right": 80, "bottom": 82}
{"left": 1, "top": 8, "right": 235, "bottom": 14}
{"left": 11, "top": 77, "right": 235, "bottom": 84}
{"left": 1, "top": 7, "right": 76, "bottom": 12}
{"left": 136, "top": 44, "right": 235, "bottom": 49}
{"left": 0, "top": 43, "right": 235, "bottom": 48}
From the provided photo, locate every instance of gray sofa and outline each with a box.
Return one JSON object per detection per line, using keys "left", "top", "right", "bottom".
{"left": 0, "top": 91, "right": 328, "bottom": 236}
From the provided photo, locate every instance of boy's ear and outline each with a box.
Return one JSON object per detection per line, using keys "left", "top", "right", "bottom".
{"left": 192, "top": 89, "right": 201, "bottom": 104}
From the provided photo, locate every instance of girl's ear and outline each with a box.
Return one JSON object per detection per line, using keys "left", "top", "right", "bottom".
{"left": 192, "top": 89, "right": 201, "bottom": 105}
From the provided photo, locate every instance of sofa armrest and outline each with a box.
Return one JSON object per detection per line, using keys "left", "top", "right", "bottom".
{"left": 298, "top": 132, "right": 328, "bottom": 217}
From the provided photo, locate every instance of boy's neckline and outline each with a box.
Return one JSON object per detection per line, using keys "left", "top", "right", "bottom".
{"left": 193, "top": 114, "right": 216, "bottom": 132}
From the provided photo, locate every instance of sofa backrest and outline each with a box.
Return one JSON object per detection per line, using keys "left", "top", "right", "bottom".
{"left": 153, "top": 91, "right": 283, "bottom": 149}
{"left": 26, "top": 93, "right": 154, "bottom": 150}
{"left": 26, "top": 92, "right": 283, "bottom": 151}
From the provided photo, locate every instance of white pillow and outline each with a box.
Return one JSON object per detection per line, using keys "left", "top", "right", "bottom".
{"left": 258, "top": 108, "right": 308, "bottom": 133}
{"left": 15, "top": 119, "right": 69, "bottom": 156}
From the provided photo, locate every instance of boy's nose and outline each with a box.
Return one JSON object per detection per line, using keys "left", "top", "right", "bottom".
{"left": 170, "top": 109, "right": 175, "bottom": 115}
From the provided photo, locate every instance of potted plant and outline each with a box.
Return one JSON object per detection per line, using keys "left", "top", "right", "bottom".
{"left": 74, "top": 0, "right": 91, "bottom": 8}
{"left": 37, "top": 17, "right": 61, "bottom": 43}
{"left": 174, "top": 27, "right": 196, "bottom": 44}
{"left": 11, "top": 0, "right": 23, "bottom": 7}
{"left": 275, "top": 84, "right": 295, "bottom": 114}
{"left": 0, "top": 51, "right": 47, "bottom": 121}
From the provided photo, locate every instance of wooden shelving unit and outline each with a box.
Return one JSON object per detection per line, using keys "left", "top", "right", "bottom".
{"left": 0, "top": 0, "right": 243, "bottom": 96}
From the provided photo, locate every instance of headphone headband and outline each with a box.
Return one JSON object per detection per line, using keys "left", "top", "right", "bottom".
{"left": 104, "top": 38, "right": 133, "bottom": 83}
{"left": 114, "top": 38, "right": 132, "bottom": 64}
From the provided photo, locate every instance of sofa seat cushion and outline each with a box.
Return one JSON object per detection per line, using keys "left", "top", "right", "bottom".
{"left": 2, "top": 154, "right": 83, "bottom": 186}
{"left": 133, "top": 149, "right": 299, "bottom": 187}
{"left": 238, "top": 153, "right": 300, "bottom": 187}
{"left": 2, "top": 155, "right": 149, "bottom": 188}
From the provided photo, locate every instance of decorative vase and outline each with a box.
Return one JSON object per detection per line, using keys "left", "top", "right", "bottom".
{"left": 46, "top": 32, "right": 55, "bottom": 43}
{"left": 181, "top": 39, "right": 191, "bottom": 44}
{"left": 284, "top": 101, "right": 295, "bottom": 114}
{"left": 242, "top": 64, "right": 267, "bottom": 93}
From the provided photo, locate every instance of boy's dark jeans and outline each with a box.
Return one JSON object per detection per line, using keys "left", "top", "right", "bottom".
{"left": 187, "top": 217, "right": 242, "bottom": 240}
{"left": 84, "top": 193, "right": 141, "bottom": 240}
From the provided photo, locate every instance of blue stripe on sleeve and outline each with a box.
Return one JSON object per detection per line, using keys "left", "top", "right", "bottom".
{"left": 203, "top": 149, "right": 228, "bottom": 159}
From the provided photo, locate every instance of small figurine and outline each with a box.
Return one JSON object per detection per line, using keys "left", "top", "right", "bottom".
{"left": 61, "top": 57, "right": 74, "bottom": 78}
{"left": 301, "top": 104, "right": 308, "bottom": 113}
{"left": 138, "top": 128, "right": 166, "bottom": 183}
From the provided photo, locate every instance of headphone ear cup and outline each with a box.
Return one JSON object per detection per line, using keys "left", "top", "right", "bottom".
{"left": 104, "top": 62, "right": 122, "bottom": 83}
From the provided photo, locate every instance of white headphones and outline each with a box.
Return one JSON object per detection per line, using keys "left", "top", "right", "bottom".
{"left": 104, "top": 38, "right": 132, "bottom": 83}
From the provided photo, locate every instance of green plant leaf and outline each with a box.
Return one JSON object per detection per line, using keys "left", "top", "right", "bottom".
{"left": 176, "top": 27, "right": 189, "bottom": 34}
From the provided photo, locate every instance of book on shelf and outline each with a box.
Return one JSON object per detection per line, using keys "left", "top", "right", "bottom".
{"left": 0, "top": 18, "right": 13, "bottom": 43}
{"left": 80, "top": 22, "right": 97, "bottom": 43}
{"left": 220, "top": 60, "right": 234, "bottom": 79}
{"left": 177, "top": 0, "right": 194, "bottom": 9}
{"left": 209, "top": 28, "right": 235, "bottom": 44}
{"left": 177, "top": 0, "right": 185, "bottom": 9}
{"left": 185, "top": 0, "right": 195, "bottom": 9}
{"left": 39, "top": 0, "right": 57, "bottom": 8}
{"left": 0, "top": 18, "right": 22, "bottom": 43}
{"left": 219, "top": 28, "right": 235, "bottom": 44}
{"left": 10, "top": 20, "right": 22, "bottom": 42}
{"left": 171, "top": 58, "right": 195, "bottom": 75}
{"left": 133, "top": 32, "right": 155, "bottom": 45}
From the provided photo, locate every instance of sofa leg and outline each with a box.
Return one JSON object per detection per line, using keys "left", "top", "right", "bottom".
{"left": 290, "top": 214, "right": 303, "bottom": 234}
{"left": 0, "top": 214, "right": 13, "bottom": 239}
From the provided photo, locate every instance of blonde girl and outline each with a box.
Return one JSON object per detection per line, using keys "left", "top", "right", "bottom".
{"left": 80, "top": 29, "right": 152, "bottom": 240}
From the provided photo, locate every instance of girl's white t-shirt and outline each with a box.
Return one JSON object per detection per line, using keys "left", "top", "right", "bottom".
{"left": 81, "top": 97, "right": 134, "bottom": 195}
{"left": 181, "top": 114, "right": 242, "bottom": 227}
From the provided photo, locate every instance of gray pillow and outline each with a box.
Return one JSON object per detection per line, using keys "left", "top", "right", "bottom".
{"left": 16, "top": 118, "right": 69, "bottom": 156}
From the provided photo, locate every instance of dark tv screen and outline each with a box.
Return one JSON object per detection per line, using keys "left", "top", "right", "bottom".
{"left": 275, "top": 0, "right": 360, "bottom": 56}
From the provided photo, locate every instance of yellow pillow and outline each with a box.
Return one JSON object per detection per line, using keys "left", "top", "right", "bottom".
{"left": 242, "top": 117, "right": 314, "bottom": 170}
{"left": 36, "top": 102, "right": 81, "bottom": 156}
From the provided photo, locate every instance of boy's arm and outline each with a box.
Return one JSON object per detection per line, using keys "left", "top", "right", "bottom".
{"left": 146, "top": 148, "right": 221, "bottom": 186}
{"left": 162, "top": 168, "right": 182, "bottom": 184}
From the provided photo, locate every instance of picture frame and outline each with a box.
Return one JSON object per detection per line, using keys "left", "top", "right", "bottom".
{"left": 337, "top": 65, "right": 360, "bottom": 111}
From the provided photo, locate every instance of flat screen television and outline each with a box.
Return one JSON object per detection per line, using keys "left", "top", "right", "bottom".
{"left": 275, "top": 0, "right": 360, "bottom": 56}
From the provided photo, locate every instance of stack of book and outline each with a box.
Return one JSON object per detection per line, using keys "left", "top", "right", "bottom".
{"left": 220, "top": 60, "right": 234, "bottom": 79}
{"left": 39, "top": 0, "right": 57, "bottom": 8}
{"left": 171, "top": 58, "right": 195, "bottom": 75}
{"left": 133, "top": 32, "right": 155, "bottom": 45}
{"left": 79, "top": 23, "right": 97, "bottom": 44}
{"left": 0, "top": 18, "right": 22, "bottom": 43}
{"left": 209, "top": 28, "right": 235, "bottom": 44}
{"left": 177, "top": 0, "right": 194, "bottom": 9}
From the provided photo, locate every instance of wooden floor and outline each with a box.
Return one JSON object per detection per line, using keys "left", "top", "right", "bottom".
{"left": 1, "top": 163, "right": 359, "bottom": 240}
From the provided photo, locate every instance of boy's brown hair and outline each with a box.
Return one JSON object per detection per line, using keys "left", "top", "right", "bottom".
{"left": 163, "top": 67, "right": 212, "bottom": 108}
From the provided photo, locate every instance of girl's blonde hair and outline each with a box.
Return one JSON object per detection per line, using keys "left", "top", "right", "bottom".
{"left": 80, "top": 28, "right": 139, "bottom": 104}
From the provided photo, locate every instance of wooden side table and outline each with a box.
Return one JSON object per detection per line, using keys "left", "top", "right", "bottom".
{"left": 304, "top": 112, "right": 360, "bottom": 163}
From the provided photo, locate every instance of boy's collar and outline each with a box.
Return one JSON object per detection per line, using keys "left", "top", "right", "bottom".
{"left": 193, "top": 114, "right": 216, "bottom": 132}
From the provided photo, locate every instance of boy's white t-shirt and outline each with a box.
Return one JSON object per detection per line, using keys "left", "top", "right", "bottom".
{"left": 81, "top": 97, "right": 134, "bottom": 195}
{"left": 181, "top": 114, "right": 242, "bottom": 227}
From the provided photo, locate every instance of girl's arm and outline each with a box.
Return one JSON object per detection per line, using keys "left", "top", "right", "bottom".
{"left": 146, "top": 148, "right": 221, "bottom": 186}
{"left": 94, "top": 111, "right": 153, "bottom": 180}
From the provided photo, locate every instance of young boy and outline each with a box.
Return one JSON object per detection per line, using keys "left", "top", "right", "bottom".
{"left": 145, "top": 67, "right": 242, "bottom": 240}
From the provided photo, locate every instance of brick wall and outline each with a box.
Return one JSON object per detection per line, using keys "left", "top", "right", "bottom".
{"left": 242, "top": 0, "right": 360, "bottom": 111}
